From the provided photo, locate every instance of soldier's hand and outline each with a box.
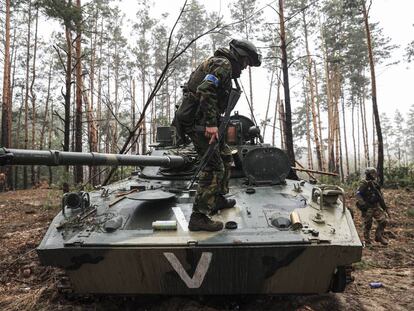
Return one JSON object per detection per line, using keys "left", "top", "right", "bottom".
{"left": 205, "top": 126, "right": 219, "bottom": 144}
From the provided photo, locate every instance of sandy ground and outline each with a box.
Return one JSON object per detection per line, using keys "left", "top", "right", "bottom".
{"left": 0, "top": 188, "right": 413, "bottom": 311}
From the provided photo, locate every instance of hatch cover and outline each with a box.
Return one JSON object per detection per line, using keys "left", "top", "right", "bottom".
{"left": 243, "top": 147, "right": 290, "bottom": 184}
{"left": 127, "top": 189, "right": 176, "bottom": 201}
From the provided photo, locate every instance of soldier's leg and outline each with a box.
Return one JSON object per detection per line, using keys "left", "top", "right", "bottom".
{"left": 219, "top": 143, "right": 233, "bottom": 195}
{"left": 187, "top": 132, "right": 223, "bottom": 231}
{"left": 213, "top": 143, "right": 236, "bottom": 213}
{"left": 363, "top": 209, "right": 373, "bottom": 244}
{"left": 373, "top": 206, "right": 388, "bottom": 245}
{"left": 193, "top": 165, "right": 224, "bottom": 215}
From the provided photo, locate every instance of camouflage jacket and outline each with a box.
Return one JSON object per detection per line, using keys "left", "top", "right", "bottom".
{"left": 356, "top": 179, "right": 382, "bottom": 207}
{"left": 186, "top": 54, "right": 233, "bottom": 127}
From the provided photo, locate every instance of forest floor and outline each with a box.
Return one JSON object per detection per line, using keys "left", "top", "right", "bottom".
{"left": 0, "top": 187, "right": 413, "bottom": 311}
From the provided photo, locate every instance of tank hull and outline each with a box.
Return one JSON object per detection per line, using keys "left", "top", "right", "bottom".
{"left": 38, "top": 243, "right": 360, "bottom": 295}
{"left": 36, "top": 175, "right": 362, "bottom": 295}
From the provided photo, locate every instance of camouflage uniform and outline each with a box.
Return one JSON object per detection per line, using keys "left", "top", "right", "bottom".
{"left": 356, "top": 179, "right": 388, "bottom": 244}
{"left": 175, "top": 49, "right": 235, "bottom": 216}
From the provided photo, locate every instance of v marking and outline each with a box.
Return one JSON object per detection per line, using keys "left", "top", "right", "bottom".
{"left": 164, "top": 252, "right": 212, "bottom": 288}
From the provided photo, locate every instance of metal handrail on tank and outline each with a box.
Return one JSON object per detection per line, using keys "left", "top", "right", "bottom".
{"left": 312, "top": 185, "right": 346, "bottom": 213}
{"left": 0, "top": 147, "right": 187, "bottom": 169}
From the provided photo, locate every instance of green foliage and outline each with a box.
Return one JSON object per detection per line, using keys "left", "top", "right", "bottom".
{"left": 37, "top": 0, "right": 81, "bottom": 29}
{"left": 230, "top": 0, "right": 263, "bottom": 39}
{"left": 177, "top": 0, "right": 209, "bottom": 69}
{"left": 384, "top": 165, "right": 414, "bottom": 187}
{"left": 407, "top": 208, "right": 414, "bottom": 218}
{"left": 318, "top": 175, "right": 342, "bottom": 186}
{"left": 343, "top": 172, "right": 362, "bottom": 190}
{"left": 206, "top": 11, "right": 230, "bottom": 53}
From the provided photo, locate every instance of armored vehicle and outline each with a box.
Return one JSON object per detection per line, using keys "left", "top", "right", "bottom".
{"left": 0, "top": 113, "right": 361, "bottom": 295}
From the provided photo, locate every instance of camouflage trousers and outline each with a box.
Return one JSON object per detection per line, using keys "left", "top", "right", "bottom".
{"left": 188, "top": 131, "right": 232, "bottom": 215}
{"left": 363, "top": 205, "right": 388, "bottom": 233}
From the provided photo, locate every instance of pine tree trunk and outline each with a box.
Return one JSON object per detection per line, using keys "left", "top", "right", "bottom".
{"left": 279, "top": 99, "right": 285, "bottom": 149}
{"left": 362, "top": 1, "right": 384, "bottom": 184}
{"left": 272, "top": 70, "right": 281, "bottom": 146}
{"left": 30, "top": 7, "right": 39, "bottom": 186}
{"left": 9, "top": 27, "right": 18, "bottom": 190}
{"left": 131, "top": 78, "right": 137, "bottom": 154}
{"left": 167, "top": 78, "right": 171, "bottom": 124}
{"left": 372, "top": 115, "right": 376, "bottom": 165}
{"left": 38, "top": 62, "right": 52, "bottom": 182}
{"left": 357, "top": 101, "right": 361, "bottom": 172}
{"left": 304, "top": 81, "right": 313, "bottom": 169}
{"left": 72, "top": 84, "right": 76, "bottom": 153}
{"left": 112, "top": 34, "right": 120, "bottom": 154}
{"left": 83, "top": 88, "right": 98, "bottom": 185}
{"left": 313, "top": 60, "right": 325, "bottom": 170}
{"left": 74, "top": 0, "right": 83, "bottom": 184}
{"left": 278, "top": 0, "right": 296, "bottom": 174}
{"left": 248, "top": 66, "right": 254, "bottom": 119}
{"left": 23, "top": 0, "right": 33, "bottom": 189}
{"left": 303, "top": 10, "right": 322, "bottom": 171}
{"left": 39, "top": 62, "right": 52, "bottom": 151}
{"left": 105, "top": 62, "right": 111, "bottom": 155}
{"left": 263, "top": 70, "right": 275, "bottom": 140}
{"left": 325, "top": 66, "right": 335, "bottom": 172}
{"left": 341, "top": 92, "right": 350, "bottom": 177}
{"left": 351, "top": 102, "right": 357, "bottom": 174}
{"left": 333, "top": 70, "right": 342, "bottom": 177}
{"left": 1, "top": 0, "right": 12, "bottom": 190}
{"left": 141, "top": 72, "right": 147, "bottom": 154}
{"left": 64, "top": 25, "right": 72, "bottom": 156}
{"left": 48, "top": 102, "right": 54, "bottom": 185}
{"left": 14, "top": 95, "right": 24, "bottom": 189}
{"left": 95, "top": 17, "right": 104, "bottom": 184}
{"left": 361, "top": 86, "right": 371, "bottom": 166}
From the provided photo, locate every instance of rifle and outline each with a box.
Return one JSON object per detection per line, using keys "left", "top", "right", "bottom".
{"left": 187, "top": 80, "right": 241, "bottom": 190}
{"left": 369, "top": 181, "right": 391, "bottom": 219}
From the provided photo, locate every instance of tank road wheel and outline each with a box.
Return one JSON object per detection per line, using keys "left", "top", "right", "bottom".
{"left": 330, "top": 266, "right": 346, "bottom": 292}
{"left": 330, "top": 265, "right": 355, "bottom": 292}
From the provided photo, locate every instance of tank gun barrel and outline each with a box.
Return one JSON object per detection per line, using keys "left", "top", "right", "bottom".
{"left": 0, "top": 148, "right": 187, "bottom": 168}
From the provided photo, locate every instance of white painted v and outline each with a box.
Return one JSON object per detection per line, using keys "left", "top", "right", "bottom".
{"left": 164, "top": 252, "right": 213, "bottom": 288}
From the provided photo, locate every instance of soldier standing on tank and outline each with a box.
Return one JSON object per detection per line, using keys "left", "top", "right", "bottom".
{"left": 173, "top": 39, "right": 261, "bottom": 231}
{"left": 356, "top": 167, "right": 389, "bottom": 245}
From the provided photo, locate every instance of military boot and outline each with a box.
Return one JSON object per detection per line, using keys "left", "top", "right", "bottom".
{"left": 375, "top": 223, "right": 389, "bottom": 246}
{"left": 188, "top": 212, "right": 223, "bottom": 232}
{"left": 210, "top": 195, "right": 236, "bottom": 215}
{"left": 363, "top": 230, "right": 372, "bottom": 245}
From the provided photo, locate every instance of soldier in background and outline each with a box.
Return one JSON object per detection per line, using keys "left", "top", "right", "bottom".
{"left": 356, "top": 167, "right": 389, "bottom": 245}
{"left": 174, "top": 39, "right": 261, "bottom": 231}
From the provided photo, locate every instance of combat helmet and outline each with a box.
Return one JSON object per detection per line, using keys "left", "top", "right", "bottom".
{"left": 365, "top": 167, "right": 377, "bottom": 179}
{"left": 229, "top": 39, "right": 262, "bottom": 67}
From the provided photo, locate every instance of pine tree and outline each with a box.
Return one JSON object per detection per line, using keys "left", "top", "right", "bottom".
{"left": 230, "top": 0, "right": 263, "bottom": 118}
{"left": 406, "top": 105, "right": 414, "bottom": 161}
{"left": 406, "top": 25, "right": 414, "bottom": 62}
{"left": 393, "top": 110, "right": 406, "bottom": 166}
{"left": 132, "top": 0, "right": 154, "bottom": 154}
{"left": 1, "top": 0, "right": 12, "bottom": 189}
{"left": 178, "top": 0, "right": 208, "bottom": 71}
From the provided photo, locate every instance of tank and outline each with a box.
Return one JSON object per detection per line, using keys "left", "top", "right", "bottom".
{"left": 0, "top": 113, "right": 362, "bottom": 295}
